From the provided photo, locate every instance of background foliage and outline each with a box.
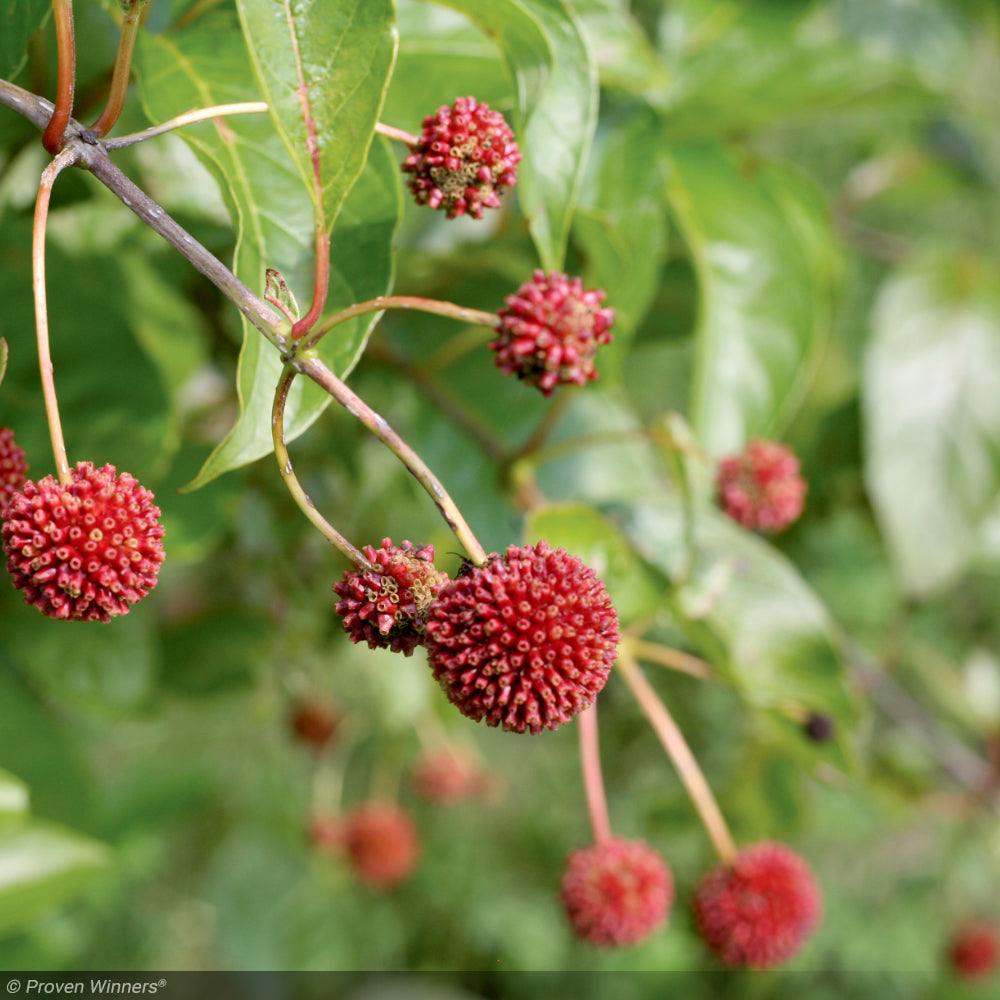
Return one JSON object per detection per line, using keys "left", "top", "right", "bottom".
{"left": 2, "top": 0, "right": 1000, "bottom": 992}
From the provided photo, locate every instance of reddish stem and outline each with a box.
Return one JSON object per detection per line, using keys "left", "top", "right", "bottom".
{"left": 291, "top": 230, "right": 329, "bottom": 339}
{"left": 284, "top": 7, "right": 329, "bottom": 341}
{"left": 42, "top": 0, "right": 76, "bottom": 153}
{"left": 300, "top": 295, "right": 498, "bottom": 353}
{"left": 90, "top": 0, "right": 143, "bottom": 138}
{"left": 618, "top": 652, "right": 737, "bottom": 864}
{"left": 578, "top": 705, "right": 612, "bottom": 844}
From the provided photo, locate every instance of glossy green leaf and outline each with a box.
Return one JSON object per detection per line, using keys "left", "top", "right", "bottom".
{"left": 1, "top": 0, "right": 49, "bottom": 80}
{"left": 436, "top": 0, "right": 598, "bottom": 271}
{"left": 666, "top": 143, "right": 839, "bottom": 454}
{"left": 573, "top": 110, "right": 669, "bottom": 378}
{"left": 621, "top": 499, "right": 856, "bottom": 766}
{"left": 525, "top": 502, "right": 666, "bottom": 624}
{"left": 234, "top": 0, "right": 397, "bottom": 233}
{"left": 659, "top": 33, "right": 928, "bottom": 141}
{"left": 0, "top": 823, "right": 109, "bottom": 936}
{"left": 0, "top": 225, "right": 172, "bottom": 482}
{"left": 863, "top": 250, "right": 1000, "bottom": 597}
{"left": 1, "top": 605, "right": 159, "bottom": 717}
{"left": 569, "top": 0, "right": 666, "bottom": 92}
{"left": 531, "top": 387, "right": 667, "bottom": 506}
{"left": 135, "top": 14, "right": 401, "bottom": 487}
{"left": 386, "top": 1, "right": 513, "bottom": 129}
{"left": 118, "top": 253, "right": 210, "bottom": 474}
{"left": 0, "top": 772, "right": 28, "bottom": 825}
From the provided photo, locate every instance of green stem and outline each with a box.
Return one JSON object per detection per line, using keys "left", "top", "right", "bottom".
{"left": 89, "top": 0, "right": 142, "bottom": 137}
{"left": 300, "top": 296, "right": 498, "bottom": 354}
{"left": 32, "top": 147, "right": 80, "bottom": 484}
{"left": 271, "top": 365, "right": 373, "bottom": 569}
{"left": 293, "top": 353, "right": 489, "bottom": 567}
{"left": 42, "top": 0, "right": 76, "bottom": 153}
{"left": 617, "top": 651, "right": 737, "bottom": 864}
{"left": 579, "top": 704, "right": 612, "bottom": 844}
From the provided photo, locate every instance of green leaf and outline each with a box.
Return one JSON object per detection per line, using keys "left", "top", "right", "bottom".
{"left": 573, "top": 109, "right": 669, "bottom": 377}
{"left": 0, "top": 224, "right": 172, "bottom": 483}
{"left": 436, "top": 0, "right": 598, "bottom": 271}
{"left": 118, "top": 252, "right": 210, "bottom": 475}
{"left": 622, "top": 499, "right": 857, "bottom": 767}
{"left": 665, "top": 143, "right": 839, "bottom": 454}
{"left": 234, "top": 0, "right": 397, "bottom": 233}
{"left": 863, "top": 250, "right": 1000, "bottom": 597}
{"left": 386, "top": 2, "right": 513, "bottom": 128}
{"left": 0, "top": 772, "right": 29, "bottom": 825}
{"left": 568, "top": 0, "right": 667, "bottom": 93}
{"left": 1, "top": 0, "right": 50, "bottom": 80}
{"left": 525, "top": 502, "right": 666, "bottom": 624}
{"left": 0, "top": 823, "right": 109, "bottom": 937}
{"left": 1, "top": 606, "right": 159, "bottom": 717}
{"left": 135, "top": 13, "right": 401, "bottom": 487}
{"left": 659, "top": 28, "right": 929, "bottom": 141}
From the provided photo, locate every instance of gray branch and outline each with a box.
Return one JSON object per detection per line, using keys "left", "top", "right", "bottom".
{"left": 0, "top": 76, "right": 290, "bottom": 348}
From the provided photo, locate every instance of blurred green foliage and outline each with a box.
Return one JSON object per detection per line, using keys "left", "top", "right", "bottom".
{"left": 1, "top": 0, "right": 1000, "bottom": 992}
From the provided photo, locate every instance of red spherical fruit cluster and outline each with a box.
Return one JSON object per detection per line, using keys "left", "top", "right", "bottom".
{"left": 289, "top": 699, "right": 341, "bottom": 751}
{"left": 341, "top": 802, "right": 420, "bottom": 890}
{"left": 411, "top": 747, "right": 487, "bottom": 804}
{"left": 693, "top": 841, "right": 821, "bottom": 969}
{"left": 561, "top": 837, "right": 674, "bottom": 948}
{"left": 333, "top": 538, "right": 448, "bottom": 656}
{"left": 716, "top": 438, "right": 807, "bottom": 533}
{"left": 401, "top": 96, "right": 521, "bottom": 219}
{"left": 490, "top": 270, "right": 615, "bottom": 396}
{"left": 424, "top": 541, "right": 620, "bottom": 734}
{"left": 949, "top": 919, "right": 1000, "bottom": 981}
{"left": 2, "top": 461, "right": 165, "bottom": 622}
{"left": 0, "top": 427, "right": 28, "bottom": 517}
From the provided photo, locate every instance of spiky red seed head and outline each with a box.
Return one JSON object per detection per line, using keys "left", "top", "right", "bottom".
{"left": 401, "top": 96, "right": 521, "bottom": 220}
{"left": 290, "top": 699, "right": 341, "bottom": 751}
{"left": 411, "top": 747, "right": 486, "bottom": 804}
{"left": 693, "top": 841, "right": 822, "bottom": 969}
{"left": 342, "top": 802, "right": 420, "bottom": 890}
{"left": 561, "top": 838, "right": 674, "bottom": 948}
{"left": 949, "top": 920, "right": 1000, "bottom": 980}
{"left": 0, "top": 427, "right": 28, "bottom": 517}
{"left": 424, "top": 541, "right": 620, "bottom": 734}
{"left": 333, "top": 538, "right": 448, "bottom": 656}
{"left": 490, "top": 270, "right": 615, "bottom": 397}
{"left": 2, "top": 461, "right": 165, "bottom": 622}
{"left": 716, "top": 438, "right": 806, "bottom": 533}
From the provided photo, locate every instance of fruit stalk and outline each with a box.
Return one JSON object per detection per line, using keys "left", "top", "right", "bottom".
{"left": 32, "top": 147, "right": 80, "bottom": 484}
{"left": 578, "top": 704, "right": 612, "bottom": 844}
{"left": 89, "top": 0, "right": 144, "bottom": 138}
{"left": 299, "top": 296, "right": 498, "bottom": 354}
{"left": 271, "top": 365, "right": 374, "bottom": 569}
{"left": 617, "top": 651, "right": 737, "bottom": 864}
{"left": 293, "top": 352, "right": 489, "bottom": 567}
